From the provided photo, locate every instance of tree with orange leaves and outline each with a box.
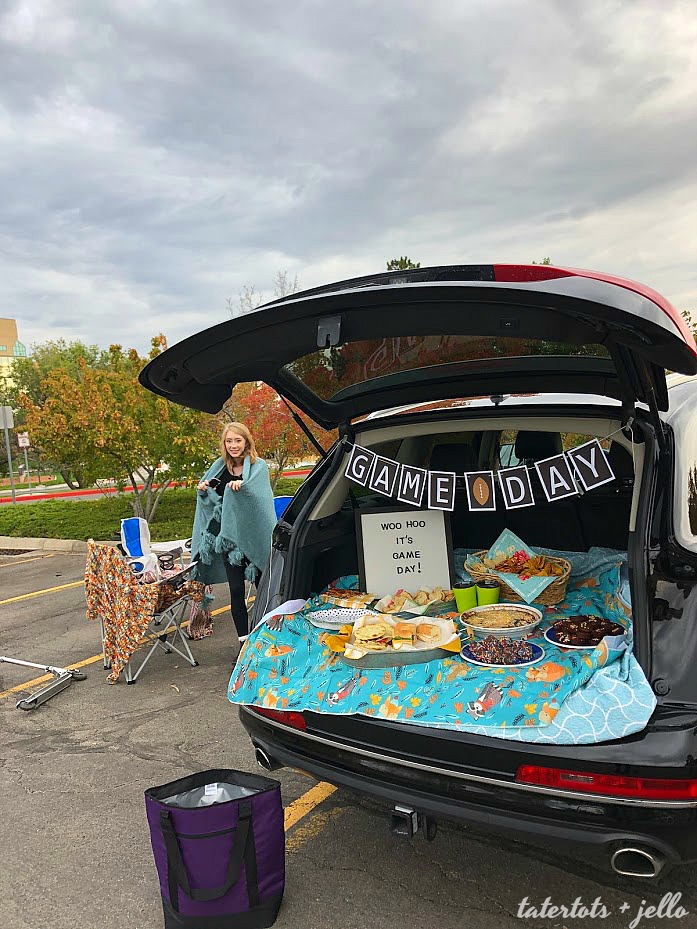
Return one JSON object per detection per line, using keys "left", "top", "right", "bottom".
{"left": 225, "top": 382, "right": 335, "bottom": 489}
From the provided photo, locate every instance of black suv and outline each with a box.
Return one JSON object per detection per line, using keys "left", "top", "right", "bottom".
{"left": 141, "top": 264, "right": 697, "bottom": 879}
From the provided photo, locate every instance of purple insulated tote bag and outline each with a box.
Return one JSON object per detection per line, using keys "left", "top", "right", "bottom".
{"left": 145, "top": 769, "right": 285, "bottom": 929}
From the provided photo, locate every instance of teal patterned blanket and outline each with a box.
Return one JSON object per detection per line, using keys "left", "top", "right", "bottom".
{"left": 227, "top": 551, "right": 655, "bottom": 743}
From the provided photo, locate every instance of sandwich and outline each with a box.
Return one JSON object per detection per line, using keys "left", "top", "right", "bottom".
{"left": 353, "top": 619, "right": 394, "bottom": 651}
{"left": 416, "top": 622, "right": 441, "bottom": 645}
{"left": 392, "top": 621, "right": 416, "bottom": 649}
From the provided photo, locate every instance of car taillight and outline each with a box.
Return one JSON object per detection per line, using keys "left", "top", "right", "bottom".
{"left": 516, "top": 764, "right": 697, "bottom": 800}
{"left": 250, "top": 706, "right": 307, "bottom": 731}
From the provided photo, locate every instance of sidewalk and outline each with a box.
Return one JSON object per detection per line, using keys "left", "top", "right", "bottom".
{"left": 0, "top": 535, "right": 90, "bottom": 553}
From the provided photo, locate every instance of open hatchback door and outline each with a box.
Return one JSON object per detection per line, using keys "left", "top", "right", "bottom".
{"left": 140, "top": 264, "right": 697, "bottom": 428}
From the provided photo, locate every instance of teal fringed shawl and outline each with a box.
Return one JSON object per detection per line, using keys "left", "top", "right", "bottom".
{"left": 190, "top": 455, "right": 277, "bottom": 586}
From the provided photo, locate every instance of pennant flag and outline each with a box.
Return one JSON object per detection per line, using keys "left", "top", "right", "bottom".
{"left": 343, "top": 437, "right": 618, "bottom": 512}
{"left": 344, "top": 444, "right": 376, "bottom": 486}
{"left": 368, "top": 455, "right": 401, "bottom": 497}
{"left": 567, "top": 439, "right": 615, "bottom": 491}
{"left": 498, "top": 466, "right": 534, "bottom": 509}
{"left": 465, "top": 471, "right": 496, "bottom": 512}
{"left": 397, "top": 464, "right": 428, "bottom": 507}
{"left": 535, "top": 454, "right": 579, "bottom": 503}
{"left": 428, "top": 471, "right": 456, "bottom": 511}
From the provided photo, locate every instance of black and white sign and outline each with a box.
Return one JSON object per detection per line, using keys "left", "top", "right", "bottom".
{"left": 343, "top": 433, "right": 620, "bottom": 513}
{"left": 344, "top": 444, "right": 376, "bottom": 486}
{"left": 368, "top": 455, "right": 400, "bottom": 497}
{"left": 17, "top": 431, "right": 30, "bottom": 449}
{"left": 397, "top": 464, "right": 428, "bottom": 507}
{"left": 427, "top": 471, "right": 456, "bottom": 511}
{"left": 465, "top": 470, "right": 497, "bottom": 512}
{"left": 535, "top": 454, "right": 579, "bottom": 503}
{"left": 356, "top": 508, "right": 454, "bottom": 597}
{"left": 498, "top": 466, "right": 534, "bottom": 509}
{"left": 567, "top": 439, "right": 615, "bottom": 491}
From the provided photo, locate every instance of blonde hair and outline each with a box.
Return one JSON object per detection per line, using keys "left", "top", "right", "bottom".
{"left": 220, "top": 422, "right": 258, "bottom": 468}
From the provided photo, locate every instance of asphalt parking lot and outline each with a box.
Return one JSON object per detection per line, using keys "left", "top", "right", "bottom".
{"left": 2, "top": 547, "right": 697, "bottom": 929}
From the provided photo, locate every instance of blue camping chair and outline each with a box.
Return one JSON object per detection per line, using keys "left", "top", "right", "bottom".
{"left": 274, "top": 496, "right": 292, "bottom": 519}
{"left": 120, "top": 517, "right": 160, "bottom": 579}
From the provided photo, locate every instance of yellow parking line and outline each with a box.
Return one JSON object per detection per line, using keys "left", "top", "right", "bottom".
{"left": 284, "top": 781, "right": 337, "bottom": 831}
{"left": 0, "top": 604, "right": 231, "bottom": 700}
{"left": 0, "top": 553, "right": 57, "bottom": 568}
{"left": 0, "top": 579, "right": 84, "bottom": 606}
{"left": 0, "top": 580, "right": 338, "bottom": 839}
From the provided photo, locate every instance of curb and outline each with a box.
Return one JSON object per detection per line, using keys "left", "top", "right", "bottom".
{"left": 0, "top": 536, "right": 90, "bottom": 554}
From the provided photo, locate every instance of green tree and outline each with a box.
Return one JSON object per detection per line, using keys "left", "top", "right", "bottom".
{"left": 0, "top": 340, "right": 112, "bottom": 485}
{"left": 386, "top": 256, "right": 421, "bottom": 271}
{"left": 531, "top": 257, "right": 552, "bottom": 265}
{"left": 20, "top": 336, "right": 219, "bottom": 520}
{"left": 681, "top": 309, "right": 696, "bottom": 337}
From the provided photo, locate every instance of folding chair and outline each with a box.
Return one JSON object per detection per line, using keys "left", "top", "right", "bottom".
{"left": 120, "top": 516, "right": 161, "bottom": 581}
{"left": 85, "top": 541, "right": 202, "bottom": 684}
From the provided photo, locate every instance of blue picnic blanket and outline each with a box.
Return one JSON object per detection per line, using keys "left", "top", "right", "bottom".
{"left": 228, "top": 550, "right": 656, "bottom": 743}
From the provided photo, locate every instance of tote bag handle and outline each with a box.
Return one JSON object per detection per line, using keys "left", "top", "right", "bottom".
{"left": 160, "top": 800, "right": 259, "bottom": 912}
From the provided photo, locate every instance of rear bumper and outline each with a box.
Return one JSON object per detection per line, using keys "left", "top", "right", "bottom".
{"left": 241, "top": 707, "right": 697, "bottom": 868}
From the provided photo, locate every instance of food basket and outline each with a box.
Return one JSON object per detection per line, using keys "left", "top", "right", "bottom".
{"left": 468, "top": 551, "right": 571, "bottom": 606}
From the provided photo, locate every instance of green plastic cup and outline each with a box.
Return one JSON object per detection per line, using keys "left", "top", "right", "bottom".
{"left": 476, "top": 579, "right": 501, "bottom": 605}
{"left": 453, "top": 581, "right": 477, "bottom": 613}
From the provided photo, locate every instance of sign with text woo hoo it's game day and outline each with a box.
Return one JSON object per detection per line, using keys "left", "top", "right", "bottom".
{"left": 356, "top": 508, "right": 454, "bottom": 598}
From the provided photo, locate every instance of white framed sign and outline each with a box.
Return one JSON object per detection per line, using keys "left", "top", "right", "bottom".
{"left": 355, "top": 507, "right": 454, "bottom": 597}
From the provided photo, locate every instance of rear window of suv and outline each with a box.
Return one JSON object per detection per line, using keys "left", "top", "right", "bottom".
{"left": 284, "top": 336, "right": 608, "bottom": 401}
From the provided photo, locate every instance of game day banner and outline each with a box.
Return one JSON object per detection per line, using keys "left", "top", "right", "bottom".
{"left": 344, "top": 439, "right": 616, "bottom": 513}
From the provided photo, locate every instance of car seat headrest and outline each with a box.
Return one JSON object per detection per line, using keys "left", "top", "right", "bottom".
{"left": 429, "top": 443, "right": 478, "bottom": 473}
{"left": 513, "top": 431, "right": 563, "bottom": 462}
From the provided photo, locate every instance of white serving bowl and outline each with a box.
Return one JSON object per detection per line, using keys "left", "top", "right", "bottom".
{"left": 459, "top": 603, "right": 543, "bottom": 640}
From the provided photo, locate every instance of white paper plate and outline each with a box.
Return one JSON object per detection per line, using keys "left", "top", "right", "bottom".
{"left": 306, "top": 608, "right": 369, "bottom": 630}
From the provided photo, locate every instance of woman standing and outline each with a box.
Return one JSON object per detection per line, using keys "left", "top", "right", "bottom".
{"left": 190, "top": 422, "right": 276, "bottom": 646}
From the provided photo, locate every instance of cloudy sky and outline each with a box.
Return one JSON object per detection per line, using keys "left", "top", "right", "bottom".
{"left": 1, "top": 0, "right": 696, "bottom": 355}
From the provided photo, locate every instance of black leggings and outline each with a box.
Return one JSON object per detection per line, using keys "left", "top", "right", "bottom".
{"left": 223, "top": 558, "right": 258, "bottom": 638}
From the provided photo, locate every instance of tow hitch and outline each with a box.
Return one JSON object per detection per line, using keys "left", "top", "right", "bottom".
{"left": 390, "top": 805, "right": 438, "bottom": 841}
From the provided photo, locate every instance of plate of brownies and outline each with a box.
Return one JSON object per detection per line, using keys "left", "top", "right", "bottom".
{"left": 544, "top": 614, "right": 626, "bottom": 650}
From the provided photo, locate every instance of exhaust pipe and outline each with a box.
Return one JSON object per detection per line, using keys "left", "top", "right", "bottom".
{"left": 254, "top": 746, "right": 281, "bottom": 772}
{"left": 611, "top": 846, "right": 666, "bottom": 879}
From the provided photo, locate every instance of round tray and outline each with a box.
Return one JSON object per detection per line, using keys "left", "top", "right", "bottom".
{"left": 338, "top": 645, "right": 451, "bottom": 669}
{"left": 458, "top": 603, "right": 543, "bottom": 639}
{"left": 461, "top": 642, "right": 545, "bottom": 668}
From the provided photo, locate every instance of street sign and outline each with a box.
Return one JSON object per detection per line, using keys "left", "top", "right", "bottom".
{"left": 17, "top": 431, "right": 30, "bottom": 448}
{"left": 1, "top": 406, "right": 16, "bottom": 502}
{"left": 0, "top": 406, "right": 14, "bottom": 429}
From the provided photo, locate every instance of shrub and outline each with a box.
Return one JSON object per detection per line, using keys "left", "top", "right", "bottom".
{"left": 0, "top": 478, "right": 307, "bottom": 541}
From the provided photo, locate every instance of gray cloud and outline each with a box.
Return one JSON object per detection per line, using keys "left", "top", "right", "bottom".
{"left": 0, "top": 0, "right": 695, "bottom": 356}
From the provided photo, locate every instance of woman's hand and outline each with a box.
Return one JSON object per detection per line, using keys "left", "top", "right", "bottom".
{"left": 230, "top": 480, "right": 243, "bottom": 492}
{"left": 197, "top": 480, "right": 210, "bottom": 492}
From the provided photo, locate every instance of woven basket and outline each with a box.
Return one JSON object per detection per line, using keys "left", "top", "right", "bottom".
{"left": 468, "top": 551, "right": 571, "bottom": 606}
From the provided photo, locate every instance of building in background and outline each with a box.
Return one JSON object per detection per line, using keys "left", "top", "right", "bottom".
{"left": 0, "top": 318, "right": 28, "bottom": 389}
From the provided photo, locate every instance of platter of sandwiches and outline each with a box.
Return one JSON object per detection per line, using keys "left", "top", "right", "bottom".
{"left": 340, "top": 613, "right": 459, "bottom": 667}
